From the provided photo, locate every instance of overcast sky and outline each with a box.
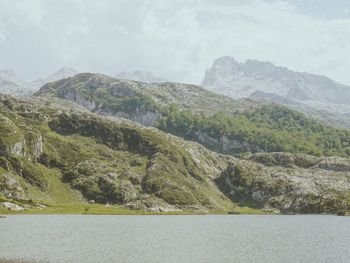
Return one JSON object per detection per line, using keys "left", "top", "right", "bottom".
{"left": 0, "top": 0, "right": 350, "bottom": 85}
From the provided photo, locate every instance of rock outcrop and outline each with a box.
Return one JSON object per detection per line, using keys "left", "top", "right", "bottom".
{"left": 216, "top": 156, "right": 350, "bottom": 214}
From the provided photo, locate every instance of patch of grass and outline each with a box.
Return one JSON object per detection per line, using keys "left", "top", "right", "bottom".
{"left": 0, "top": 203, "right": 207, "bottom": 215}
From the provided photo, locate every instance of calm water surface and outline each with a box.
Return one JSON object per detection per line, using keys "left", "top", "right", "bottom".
{"left": 1, "top": 215, "right": 350, "bottom": 263}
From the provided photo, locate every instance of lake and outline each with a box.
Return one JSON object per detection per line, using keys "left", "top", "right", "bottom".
{"left": 1, "top": 215, "right": 350, "bottom": 263}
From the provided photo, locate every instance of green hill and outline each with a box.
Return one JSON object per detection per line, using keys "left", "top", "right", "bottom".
{"left": 36, "top": 73, "right": 350, "bottom": 157}
{"left": 1, "top": 95, "right": 350, "bottom": 215}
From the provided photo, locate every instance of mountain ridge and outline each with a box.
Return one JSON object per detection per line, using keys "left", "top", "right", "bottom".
{"left": 35, "top": 73, "right": 350, "bottom": 157}
{"left": 201, "top": 56, "right": 350, "bottom": 129}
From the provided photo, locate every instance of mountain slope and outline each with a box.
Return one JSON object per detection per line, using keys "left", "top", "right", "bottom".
{"left": 0, "top": 95, "right": 232, "bottom": 211}
{"left": 201, "top": 56, "right": 350, "bottom": 128}
{"left": 1, "top": 95, "right": 350, "bottom": 214}
{"left": 35, "top": 73, "right": 350, "bottom": 157}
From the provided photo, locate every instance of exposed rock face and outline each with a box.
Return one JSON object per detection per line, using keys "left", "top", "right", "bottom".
{"left": 216, "top": 156, "right": 350, "bottom": 214}
{"left": 0, "top": 172, "right": 25, "bottom": 199}
{"left": 9, "top": 141, "right": 24, "bottom": 157}
{"left": 201, "top": 56, "right": 350, "bottom": 128}
{"left": 25, "top": 132, "right": 43, "bottom": 160}
{"left": 249, "top": 152, "right": 350, "bottom": 172}
{"left": 0, "top": 117, "right": 43, "bottom": 160}
{"left": 193, "top": 131, "right": 262, "bottom": 153}
{"left": 36, "top": 74, "right": 164, "bottom": 126}
{"left": 0, "top": 201, "right": 25, "bottom": 211}
{"left": 64, "top": 89, "right": 97, "bottom": 111}
{"left": 124, "top": 195, "right": 181, "bottom": 212}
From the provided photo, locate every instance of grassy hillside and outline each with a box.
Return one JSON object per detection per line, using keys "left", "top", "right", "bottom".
{"left": 157, "top": 104, "right": 350, "bottom": 156}
{"left": 36, "top": 73, "right": 350, "bottom": 157}
{"left": 1, "top": 96, "right": 350, "bottom": 215}
{"left": 0, "top": 96, "right": 232, "bottom": 212}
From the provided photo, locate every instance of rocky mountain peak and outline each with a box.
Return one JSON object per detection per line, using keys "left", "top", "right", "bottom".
{"left": 201, "top": 56, "right": 350, "bottom": 108}
{"left": 212, "top": 56, "right": 240, "bottom": 71}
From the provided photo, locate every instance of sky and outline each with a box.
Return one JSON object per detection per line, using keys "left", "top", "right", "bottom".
{"left": 0, "top": 0, "right": 350, "bottom": 85}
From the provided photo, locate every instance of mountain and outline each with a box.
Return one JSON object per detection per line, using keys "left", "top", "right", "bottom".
{"left": 0, "top": 67, "right": 79, "bottom": 97}
{"left": 201, "top": 56, "right": 350, "bottom": 128}
{"left": 31, "top": 67, "right": 79, "bottom": 89}
{"left": 115, "top": 70, "right": 168, "bottom": 83}
{"left": 35, "top": 73, "right": 350, "bottom": 157}
{"left": 0, "top": 95, "right": 231, "bottom": 212}
{"left": 1, "top": 94, "right": 350, "bottom": 215}
{"left": 0, "top": 70, "right": 33, "bottom": 96}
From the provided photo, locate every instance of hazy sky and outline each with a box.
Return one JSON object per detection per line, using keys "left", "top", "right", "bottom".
{"left": 0, "top": 0, "right": 350, "bottom": 85}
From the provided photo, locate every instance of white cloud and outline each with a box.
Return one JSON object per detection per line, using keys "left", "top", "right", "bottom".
{"left": 0, "top": 0, "right": 350, "bottom": 85}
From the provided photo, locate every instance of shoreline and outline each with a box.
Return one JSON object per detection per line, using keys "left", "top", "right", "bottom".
{"left": 1, "top": 200, "right": 347, "bottom": 217}
{"left": 0, "top": 202, "right": 266, "bottom": 216}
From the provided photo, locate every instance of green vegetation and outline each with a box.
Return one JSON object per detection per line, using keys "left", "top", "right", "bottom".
{"left": 46, "top": 112, "right": 229, "bottom": 208}
{"left": 0, "top": 204, "right": 264, "bottom": 215}
{"left": 8, "top": 74, "right": 348, "bottom": 215}
{"left": 0, "top": 97, "right": 234, "bottom": 211}
{"left": 54, "top": 73, "right": 160, "bottom": 115}
{"left": 37, "top": 73, "right": 350, "bottom": 157}
{"left": 157, "top": 104, "right": 350, "bottom": 157}
{"left": 98, "top": 94, "right": 159, "bottom": 115}
{"left": 0, "top": 202, "right": 204, "bottom": 215}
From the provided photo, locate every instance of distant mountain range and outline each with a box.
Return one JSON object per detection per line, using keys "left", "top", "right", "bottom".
{"left": 115, "top": 70, "right": 168, "bottom": 83}
{"left": 0, "top": 70, "right": 33, "bottom": 96}
{"left": 3, "top": 60, "right": 350, "bottom": 129}
{"left": 0, "top": 68, "right": 168, "bottom": 97}
{"left": 201, "top": 56, "right": 350, "bottom": 128}
{"left": 0, "top": 67, "right": 79, "bottom": 96}
{"left": 31, "top": 67, "right": 79, "bottom": 89}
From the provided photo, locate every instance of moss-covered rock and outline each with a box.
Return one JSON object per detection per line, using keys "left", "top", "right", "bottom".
{"left": 217, "top": 158, "right": 350, "bottom": 214}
